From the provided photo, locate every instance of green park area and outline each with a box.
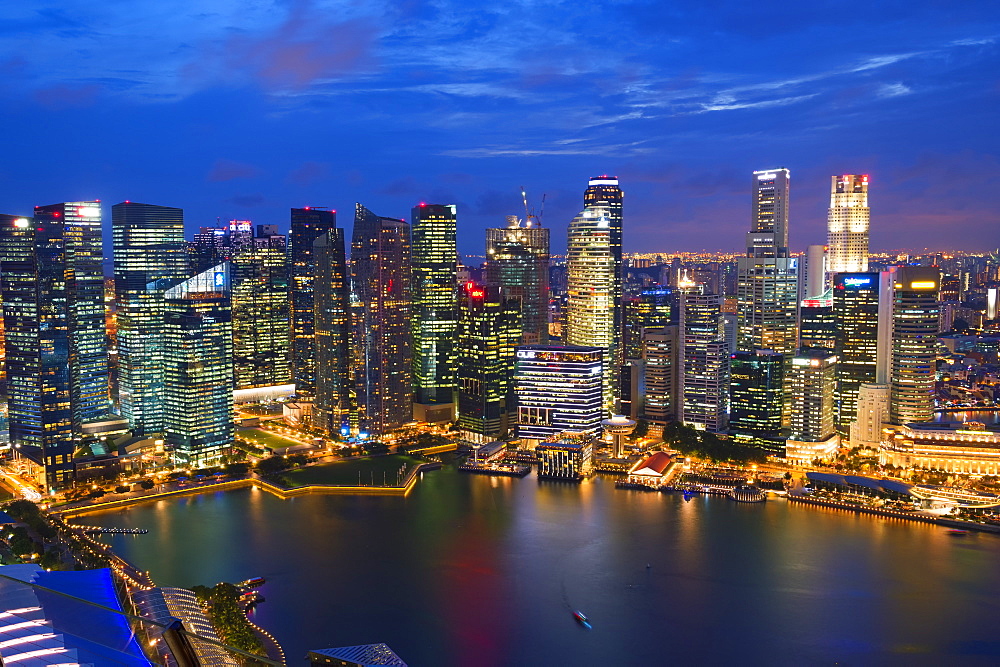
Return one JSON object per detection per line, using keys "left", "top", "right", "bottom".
{"left": 282, "top": 455, "right": 423, "bottom": 488}
{"left": 237, "top": 427, "right": 306, "bottom": 451}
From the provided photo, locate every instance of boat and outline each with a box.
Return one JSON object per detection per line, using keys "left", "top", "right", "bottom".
{"left": 682, "top": 490, "right": 696, "bottom": 502}
{"left": 946, "top": 529, "right": 970, "bottom": 536}
{"left": 572, "top": 611, "right": 591, "bottom": 628}
{"left": 728, "top": 485, "right": 766, "bottom": 503}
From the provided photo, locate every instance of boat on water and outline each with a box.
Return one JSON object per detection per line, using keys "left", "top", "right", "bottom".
{"left": 682, "top": 490, "right": 696, "bottom": 502}
{"left": 946, "top": 529, "right": 970, "bottom": 536}
{"left": 573, "top": 611, "right": 591, "bottom": 627}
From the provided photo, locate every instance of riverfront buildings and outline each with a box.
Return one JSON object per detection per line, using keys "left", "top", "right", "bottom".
{"left": 485, "top": 217, "right": 550, "bottom": 344}
{"left": 290, "top": 207, "right": 339, "bottom": 399}
{"left": 826, "top": 175, "right": 870, "bottom": 274}
{"left": 888, "top": 266, "right": 941, "bottom": 425}
{"left": 111, "top": 202, "right": 188, "bottom": 435}
{"left": 832, "top": 272, "right": 884, "bottom": 435}
{"left": 161, "top": 264, "right": 235, "bottom": 466}
{"left": 785, "top": 350, "right": 839, "bottom": 464}
{"left": 351, "top": 204, "right": 412, "bottom": 435}
{"left": 641, "top": 324, "right": 680, "bottom": 424}
{"left": 536, "top": 436, "right": 594, "bottom": 479}
{"left": 410, "top": 204, "right": 459, "bottom": 422}
{"left": 456, "top": 283, "right": 521, "bottom": 442}
{"left": 881, "top": 421, "right": 1000, "bottom": 475}
{"left": 729, "top": 350, "right": 785, "bottom": 454}
{"left": 679, "top": 292, "right": 729, "bottom": 432}
{"left": 513, "top": 345, "right": 603, "bottom": 446}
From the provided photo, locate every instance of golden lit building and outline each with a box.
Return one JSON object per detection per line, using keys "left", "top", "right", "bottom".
{"left": 881, "top": 422, "right": 1000, "bottom": 475}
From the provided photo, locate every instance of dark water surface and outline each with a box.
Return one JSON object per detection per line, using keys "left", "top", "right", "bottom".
{"left": 87, "top": 468, "right": 1000, "bottom": 666}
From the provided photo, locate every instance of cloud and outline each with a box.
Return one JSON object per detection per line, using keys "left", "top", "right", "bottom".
{"left": 208, "top": 159, "right": 260, "bottom": 182}
{"left": 877, "top": 82, "right": 912, "bottom": 98}
{"left": 286, "top": 161, "right": 330, "bottom": 186}
{"left": 227, "top": 194, "right": 266, "bottom": 207}
{"left": 33, "top": 83, "right": 101, "bottom": 108}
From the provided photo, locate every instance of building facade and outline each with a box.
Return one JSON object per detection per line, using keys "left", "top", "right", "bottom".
{"left": 850, "top": 383, "right": 889, "bottom": 448}
{"left": 485, "top": 217, "right": 550, "bottom": 344}
{"left": 410, "top": 204, "right": 458, "bottom": 420}
{"left": 785, "top": 350, "right": 839, "bottom": 463}
{"left": 832, "top": 272, "right": 884, "bottom": 435}
{"left": 888, "top": 266, "right": 941, "bottom": 425}
{"left": 513, "top": 345, "right": 603, "bottom": 446}
{"left": 826, "top": 174, "right": 870, "bottom": 274}
{"left": 313, "top": 227, "right": 352, "bottom": 436}
{"left": 729, "top": 350, "right": 785, "bottom": 454}
{"left": 641, "top": 324, "right": 680, "bottom": 423}
{"left": 679, "top": 292, "right": 729, "bottom": 432}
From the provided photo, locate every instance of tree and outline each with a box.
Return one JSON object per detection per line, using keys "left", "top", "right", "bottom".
{"left": 256, "top": 456, "right": 290, "bottom": 476}
{"left": 632, "top": 419, "right": 649, "bottom": 439}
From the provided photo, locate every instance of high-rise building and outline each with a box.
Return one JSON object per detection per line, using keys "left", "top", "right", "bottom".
{"left": 566, "top": 205, "right": 619, "bottom": 414}
{"left": 162, "top": 264, "right": 234, "bottom": 466}
{"left": 624, "top": 288, "right": 673, "bottom": 360}
{"left": 679, "top": 292, "right": 729, "bottom": 433}
{"left": 485, "top": 216, "right": 550, "bottom": 344}
{"left": 513, "top": 344, "right": 603, "bottom": 446}
{"left": 798, "top": 305, "right": 837, "bottom": 353}
{"left": 832, "top": 272, "right": 884, "bottom": 435}
{"left": 850, "top": 383, "right": 889, "bottom": 448}
{"left": 410, "top": 203, "right": 458, "bottom": 421}
{"left": 729, "top": 350, "right": 785, "bottom": 453}
{"left": 313, "top": 227, "right": 352, "bottom": 436}
{"left": 351, "top": 204, "right": 412, "bottom": 435}
{"left": 112, "top": 202, "right": 188, "bottom": 435}
{"left": 290, "top": 207, "right": 339, "bottom": 398}
{"left": 1, "top": 203, "right": 111, "bottom": 488}
{"left": 456, "top": 283, "right": 521, "bottom": 442}
{"left": 231, "top": 230, "right": 289, "bottom": 390}
{"left": 827, "top": 175, "right": 870, "bottom": 274}
{"left": 641, "top": 324, "right": 680, "bottom": 424}
{"left": 785, "top": 350, "right": 839, "bottom": 462}
{"left": 801, "top": 244, "right": 828, "bottom": 301}
{"left": 736, "top": 169, "right": 798, "bottom": 357}
{"left": 888, "top": 267, "right": 940, "bottom": 425}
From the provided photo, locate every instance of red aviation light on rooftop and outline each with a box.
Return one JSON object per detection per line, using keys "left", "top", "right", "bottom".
{"left": 418, "top": 202, "right": 427, "bottom": 207}
{"left": 862, "top": 175, "right": 869, "bottom": 182}
{"left": 304, "top": 206, "right": 311, "bottom": 210}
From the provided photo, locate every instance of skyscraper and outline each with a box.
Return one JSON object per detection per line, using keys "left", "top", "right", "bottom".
{"left": 729, "top": 350, "right": 785, "bottom": 454}
{"left": 785, "top": 350, "right": 839, "bottom": 462}
{"left": 832, "top": 272, "right": 884, "bottom": 435}
{"left": 827, "top": 175, "right": 870, "bottom": 274}
{"left": 456, "top": 283, "right": 521, "bottom": 442}
{"left": 231, "top": 230, "right": 290, "bottom": 390}
{"left": 566, "top": 205, "right": 619, "bottom": 414}
{"left": 290, "top": 207, "right": 338, "bottom": 398}
{"left": 736, "top": 169, "right": 798, "bottom": 357}
{"left": 485, "top": 216, "right": 550, "bottom": 344}
{"left": 162, "top": 264, "right": 234, "bottom": 467}
{"left": 410, "top": 203, "right": 458, "bottom": 421}
{"left": 641, "top": 324, "right": 680, "bottom": 424}
{"left": 679, "top": 291, "right": 729, "bottom": 433}
{"left": 313, "top": 227, "right": 352, "bottom": 436}
{"left": 112, "top": 202, "right": 188, "bottom": 435}
{"left": 513, "top": 345, "right": 603, "bottom": 446}
{"left": 888, "top": 267, "right": 940, "bottom": 425}
{"left": 351, "top": 203, "right": 412, "bottom": 435}
{"left": 850, "top": 383, "right": 889, "bottom": 448}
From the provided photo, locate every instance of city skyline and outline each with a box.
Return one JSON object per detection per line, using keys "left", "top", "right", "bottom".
{"left": 0, "top": 3, "right": 998, "bottom": 254}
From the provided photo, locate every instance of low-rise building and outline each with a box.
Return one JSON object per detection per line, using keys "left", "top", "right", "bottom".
{"left": 880, "top": 421, "right": 1000, "bottom": 475}
{"left": 536, "top": 436, "right": 593, "bottom": 480}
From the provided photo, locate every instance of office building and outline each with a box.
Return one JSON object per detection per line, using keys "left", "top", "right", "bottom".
{"left": 801, "top": 244, "right": 828, "bottom": 301}
{"left": 1, "top": 203, "right": 109, "bottom": 488}
{"left": 680, "top": 292, "right": 729, "bottom": 433}
{"left": 827, "top": 175, "right": 870, "bottom": 274}
{"left": 485, "top": 216, "right": 550, "bottom": 344}
{"left": 112, "top": 201, "right": 188, "bottom": 435}
{"left": 351, "top": 204, "right": 412, "bottom": 435}
{"left": 785, "top": 350, "right": 839, "bottom": 463}
{"left": 456, "top": 283, "right": 521, "bottom": 442}
{"left": 410, "top": 203, "right": 458, "bottom": 421}
{"left": 624, "top": 288, "right": 673, "bottom": 360}
{"left": 888, "top": 266, "right": 941, "bottom": 425}
{"left": 290, "top": 207, "right": 339, "bottom": 398}
{"left": 850, "top": 383, "right": 889, "bottom": 448}
{"left": 641, "top": 324, "right": 680, "bottom": 424}
{"left": 736, "top": 169, "right": 798, "bottom": 357}
{"left": 231, "top": 229, "right": 290, "bottom": 390}
{"left": 832, "top": 272, "right": 884, "bottom": 435}
{"left": 513, "top": 345, "right": 603, "bottom": 446}
{"left": 313, "top": 227, "right": 352, "bottom": 436}
{"left": 162, "top": 264, "right": 234, "bottom": 467}
{"left": 566, "top": 205, "right": 619, "bottom": 414}
{"left": 798, "top": 305, "right": 837, "bottom": 353}
{"left": 729, "top": 350, "right": 785, "bottom": 453}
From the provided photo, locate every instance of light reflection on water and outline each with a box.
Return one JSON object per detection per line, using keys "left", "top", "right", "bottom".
{"left": 87, "top": 468, "right": 1000, "bottom": 666}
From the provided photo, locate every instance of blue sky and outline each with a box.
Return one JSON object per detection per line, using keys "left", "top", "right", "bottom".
{"left": 1, "top": 1, "right": 998, "bottom": 254}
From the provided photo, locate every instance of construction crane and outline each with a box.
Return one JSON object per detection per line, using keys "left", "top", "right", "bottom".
{"left": 519, "top": 187, "right": 546, "bottom": 228}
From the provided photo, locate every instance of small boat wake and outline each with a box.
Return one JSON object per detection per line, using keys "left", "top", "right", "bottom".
{"left": 561, "top": 579, "right": 592, "bottom": 629}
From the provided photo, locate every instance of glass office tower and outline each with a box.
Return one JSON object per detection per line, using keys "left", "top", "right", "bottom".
{"left": 313, "top": 227, "right": 352, "bottom": 436}
{"left": 485, "top": 216, "right": 550, "bottom": 344}
{"left": 290, "top": 207, "right": 338, "bottom": 397}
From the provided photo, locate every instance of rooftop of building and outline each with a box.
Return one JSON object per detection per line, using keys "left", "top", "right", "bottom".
{"left": 308, "top": 643, "right": 407, "bottom": 666}
{"left": 629, "top": 451, "right": 672, "bottom": 476}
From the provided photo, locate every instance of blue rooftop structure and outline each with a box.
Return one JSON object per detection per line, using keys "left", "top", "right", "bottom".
{"left": 0, "top": 564, "right": 151, "bottom": 666}
{"left": 806, "top": 472, "right": 913, "bottom": 497}
{"left": 308, "top": 643, "right": 408, "bottom": 666}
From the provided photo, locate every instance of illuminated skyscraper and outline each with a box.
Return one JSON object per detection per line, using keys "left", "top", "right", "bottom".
{"left": 566, "top": 205, "right": 618, "bottom": 413}
{"left": 351, "top": 204, "right": 412, "bottom": 435}
{"left": 112, "top": 202, "right": 188, "bottom": 435}
{"left": 456, "top": 283, "right": 521, "bottom": 442}
{"left": 641, "top": 324, "right": 680, "bottom": 424}
{"left": 624, "top": 288, "right": 673, "bottom": 360}
{"left": 832, "top": 272, "right": 886, "bottom": 435}
{"left": 827, "top": 175, "right": 870, "bottom": 274}
{"left": 736, "top": 169, "right": 798, "bottom": 357}
{"left": 411, "top": 203, "right": 458, "bottom": 421}
{"left": 888, "top": 267, "right": 940, "bottom": 425}
{"left": 162, "top": 264, "right": 234, "bottom": 466}
{"left": 231, "top": 230, "right": 290, "bottom": 390}
{"left": 513, "top": 345, "right": 603, "bottom": 446}
{"left": 786, "top": 350, "right": 839, "bottom": 453}
{"left": 679, "top": 291, "right": 729, "bottom": 433}
{"left": 485, "top": 215, "right": 550, "bottom": 344}
{"left": 313, "top": 227, "right": 351, "bottom": 436}
{"left": 729, "top": 350, "right": 785, "bottom": 453}
{"left": 290, "top": 207, "right": 338, "bottom": 398}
